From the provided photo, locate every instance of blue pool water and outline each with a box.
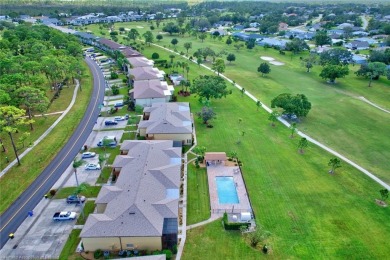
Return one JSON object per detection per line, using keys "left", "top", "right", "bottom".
{"left": 216, "top": 176, "right": 239, "bottom": 204}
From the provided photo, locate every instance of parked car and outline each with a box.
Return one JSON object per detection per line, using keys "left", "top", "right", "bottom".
{"left": 114, "top": 102, "right": 124, "bottom": 108}
{"left": 97, "top": 136, "right": 117, "bottom": 147}
{"left": 105, "top": 120, "right": 118, "bottom": 126}
{"left": 53, "top": 211, "right": 77, "bottom": 221}
{"left": 85, "top": 163, "right": 101, "bottom": 170}
{"left": 81, "top": 152, "right": 96, "bottom": 159}
{"left": 114, "top": 116, "right": 126, "bottom": 121}
{"left": 124, "top": 114, "right": 129, "bottom": 119}
{"left": 66, "top": 195, "right": 86, "bottom": 204}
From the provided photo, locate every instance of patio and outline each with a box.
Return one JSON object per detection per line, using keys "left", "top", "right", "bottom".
{"left": 206, "top": 164, "right": 252, "bottom": 216}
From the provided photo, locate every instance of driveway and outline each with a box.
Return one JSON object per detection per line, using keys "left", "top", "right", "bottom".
{"left": 93, "top": 116, "right": 128, "bottom": 131}
{"left": 85, "top": 130, "right": 124, "bottom": 148}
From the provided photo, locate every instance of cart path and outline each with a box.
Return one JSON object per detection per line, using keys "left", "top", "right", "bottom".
{"left": 152, "top": 43, "right": 390, "bottom": 192}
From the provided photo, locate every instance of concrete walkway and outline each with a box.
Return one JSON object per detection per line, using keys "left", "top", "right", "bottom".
{"left": 186, "top": 214, "right": 221, "bottom": 230}
{"left": 151, "top": 44, "right": 390, "bottom": 191}
{"left": 0, "top": 80, "right": 80, "bottom": 179}
{"left": 175, "top": 113, "right": 197, "bottom": 260}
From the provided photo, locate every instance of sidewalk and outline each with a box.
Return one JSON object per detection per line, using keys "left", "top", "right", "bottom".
{"left": 0, "top": 80, "right": 80, "bottom": 179}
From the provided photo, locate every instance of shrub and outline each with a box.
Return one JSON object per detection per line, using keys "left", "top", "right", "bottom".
{"left": 110, "top": 72, "right": 119, "bottom": 79}
{"left": 94, "top": 249, "right": 103, "bottom": 259}
{"left": 172, "top": 244, "right": 178, "bottom": 254}
{"left": 152, "top": 52, "right": 160, "bottom": 59}
{"left": 122, "top": 78, "right": 127, "bottom": 83}
{"left": 135, "top": 105, "right": 144, "bottom": 114}
{"left": 49, "top": 189, "right": 56, "bottom": 196}
{"left": 162, "top": 249, "right": 172, "bottom": 259}
{"left": 180, "top": 51, "right": 185, "bottom": 55}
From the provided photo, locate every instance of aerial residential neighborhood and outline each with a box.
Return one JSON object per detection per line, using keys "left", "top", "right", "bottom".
{"left": 0, "top": 0, "right": 389, "bottom": 260}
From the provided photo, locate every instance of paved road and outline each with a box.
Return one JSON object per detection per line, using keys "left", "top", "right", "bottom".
{"left": 0, "top": 56, "right": 105, "bottom": 249}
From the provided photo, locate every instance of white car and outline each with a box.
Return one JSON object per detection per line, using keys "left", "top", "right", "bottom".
{"left": 114, "top": 116, "right": 126, "bottom": 121}
{"left": 81, "top": 152, "right": 96, "bottom": 159}
{"left": 85, "top": 163, "right": 101, "bottom": 170}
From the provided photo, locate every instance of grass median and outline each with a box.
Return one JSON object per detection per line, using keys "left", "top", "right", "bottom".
{"left": 0, "top": 62, "right": 93, "bottom": 214}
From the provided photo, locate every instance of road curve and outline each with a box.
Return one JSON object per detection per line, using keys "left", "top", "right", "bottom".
{"left": 0, "top": 57, "right": 105, "bottom": 249}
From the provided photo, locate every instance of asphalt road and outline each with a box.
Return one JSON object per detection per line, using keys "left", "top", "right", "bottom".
{"left": 0, "top": 56, "right": 105, "bottom": 249}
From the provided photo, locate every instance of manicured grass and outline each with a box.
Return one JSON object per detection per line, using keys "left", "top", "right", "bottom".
{"left": 181, "top": 89, "right": 390, "bottom": 259}
{"left": 86, "top": 23, "right": 390, "bottom": 258}
{"left": 106, "top": 148, "right": 122, "bottom": 164}
{"left": 59, "top": 229, "right": 83, "bottom": 260}
{"left": 0, "top": 62, "right": 93, "bottom": 214}
{"left": 120, "top": 132, "right": 136, "bottom": 142}
{"left": 54, "top": 186, "right": 102, "bottom": 199}
{"left": 186, "top": 164, "right": 210, "bottom": 225}
{"left": 183, "top": 220, "right": 261, "bottom": 259}
{"left": 87, "top": 21, "right": 390, "bottom": 184}
{"left": 76, "top": 201, "right": 95, "bottom": 225}
{"left": 96, "top": 167, "right": 112, "bottom": 184}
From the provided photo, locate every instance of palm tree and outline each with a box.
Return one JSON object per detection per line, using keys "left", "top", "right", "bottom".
{"left": 328, "top": 157, "right": 341, "bottom": 174}
{"left": 289, "top": 123, "right": 297, "bottom": 138}
{"left": 72, "top": 158, "right": 85, "bottom": 187}
{"left": 256, "top": 101, "right": 261, "bottom": 111}
{"left": 298, "top": 138, "right": 308, "bottom": 154}
{"left": 74, "top": 182, "right": 90, "bottom": 219}
{"left": 268, "top": 111, "right": 279, "bottom": 127}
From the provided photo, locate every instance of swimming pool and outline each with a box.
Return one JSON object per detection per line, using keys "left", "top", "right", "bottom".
{"left": 216, "top": 176, "right": 239, "bottom": 204}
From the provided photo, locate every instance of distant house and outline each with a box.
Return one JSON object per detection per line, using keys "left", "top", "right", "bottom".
{"left": 278, "top": 22, "right": 289, "bottom": 31}
{"left": 74, "top": 32, "right": 99, "bottom": 45}
{"left": 231, "top": 32, "right": 249, "bottom": 41}
{"left": 355, "top": 37, "right": 377, "bottom": 45}
{"left": 337, "top": 23, "right": 354, "bottom": 29}
{"left": 42, "top": 18, "right": 62, "bottom": 26}
{"left": 352, "top": 55, "right": 367, "bottom": 65}
{"left": 345, "top": 40, "right": 370, "bottom": 50}
{"left": 80, "top": 140, "right": 181, "bottom": 252}
{"left": 249, "top": 22, "right": 260, "bottom": 28}
{"left": 129, "top": 67, "right": 165, "bottom": 81}
{"left": 353, "top": 31, "right": 369, "bottom": 37}
{"left": 243, "top": 27, "right": 259, "bottom": 33}
{"left": 210, "top": 28, "right": 228, "bottom": 36}
{"left": 138, "top": 102, "right": 193, "bottom": 145}
{"left": 232, "top": 25, "right": 245, "bottom": 31}
{"left": 257, "top": 38, "right": 289, "bottom": 48}
{"left": 130, "top": 79, "right": 174, "bottom": 107}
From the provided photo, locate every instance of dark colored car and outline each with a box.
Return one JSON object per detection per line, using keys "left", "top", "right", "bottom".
{"left": 66, "top": 195, "right": 86, "bottom": 204}
{"left": 105, "top": 120, "right": 118, "bottom": 126}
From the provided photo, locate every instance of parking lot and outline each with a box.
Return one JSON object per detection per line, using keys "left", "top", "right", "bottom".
{"left": 0, "top": 199, "right": 83, "bottom": 259}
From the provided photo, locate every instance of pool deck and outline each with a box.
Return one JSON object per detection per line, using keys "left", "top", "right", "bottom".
{"left": 207, "top": 163, "right": 252, "bottom": 215}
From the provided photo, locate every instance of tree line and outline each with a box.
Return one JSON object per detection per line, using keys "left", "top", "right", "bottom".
{"left": 0, "top": 21, "right": 84, "bottom": 165}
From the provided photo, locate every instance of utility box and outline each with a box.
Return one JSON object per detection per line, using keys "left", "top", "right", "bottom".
{"left": 240, "top": 212, "right": 252, "bottom": 222}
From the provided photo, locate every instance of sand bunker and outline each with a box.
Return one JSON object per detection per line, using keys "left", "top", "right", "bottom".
{"left": 136, "top": 26, "right": 144, "bottom": 28}
{"left": 269, "top": 61, "right": 285, "bottom": 66}
{"left": 260, "top": 56, "right": 275, "bottom": 61}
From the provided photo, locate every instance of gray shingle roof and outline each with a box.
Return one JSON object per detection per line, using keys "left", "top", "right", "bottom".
{"left": 138, "top": 103, "right": 192, "bottom": 135}
{"left": 133, "top": 80, "right": 170, "bottom": 99}
{"left": 80, "top": 140, "right": 181, "bottom": 238}
{"left": 127, "top": 57, "right": 154, "bottom": 68}
{"left": 129, "top": 67, "right": 164, "bottom": 81}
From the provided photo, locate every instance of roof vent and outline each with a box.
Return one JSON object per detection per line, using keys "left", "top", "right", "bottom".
{"left": 129, "top": 212, "right": 135, "bottom": 215}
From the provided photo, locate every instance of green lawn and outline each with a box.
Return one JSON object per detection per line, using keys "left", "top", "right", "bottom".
{"left": 186, "top": 164, "right": 210, "bottom": 225}
{"left": 96, "top": 167, "right": 112, "bottom": 184}
{"left": 83, "top": 22, "right": 390, "bottom": 258}
{"left": 181, "top": 84, "right": 390, "bottom": 259}
{"left": 0, "top": 62, "right": 93, "bottom": 214}
{"left": 59, "top": 229, "right": 83, "bottom": 260}
{"left": 54, "top": 186, "right": 102, "bottom": 199}
{"left": 87, "top": 21, "right": 390, "bottom": 184}
{"left": 76, "top": 201, "right": 95, "bottom": 225}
